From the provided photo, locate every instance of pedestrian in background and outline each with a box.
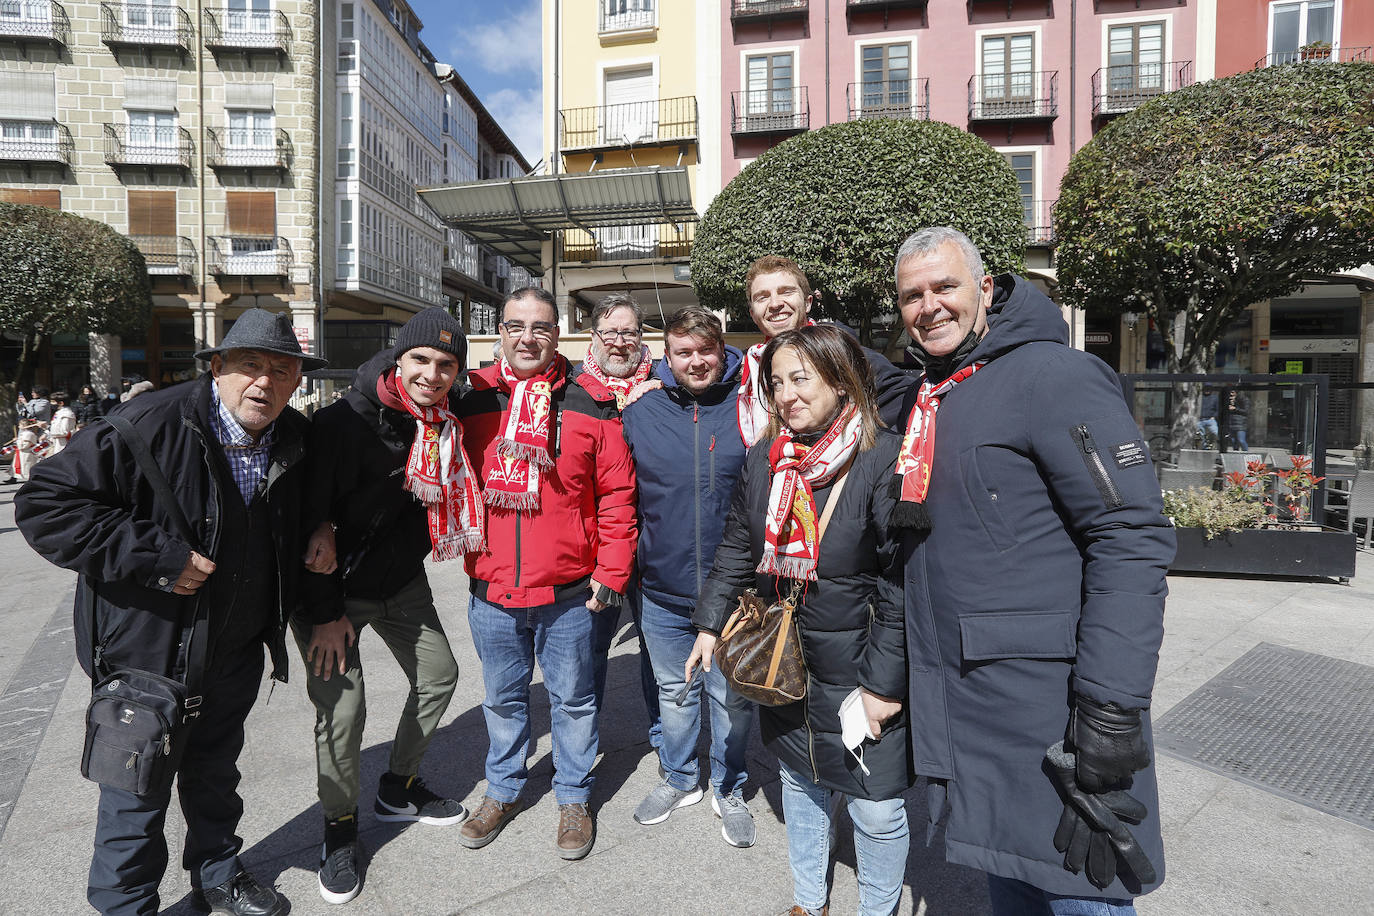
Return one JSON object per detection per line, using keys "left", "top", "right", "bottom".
{"left": 47, "top": 391, "right": 77, "bottom": 455}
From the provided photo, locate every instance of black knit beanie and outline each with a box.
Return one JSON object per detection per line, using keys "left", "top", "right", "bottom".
{"left": 393, "top": 307, "right": 467, "bottom": 363}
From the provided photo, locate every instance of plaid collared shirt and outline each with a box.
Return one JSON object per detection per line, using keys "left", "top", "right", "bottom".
{"left": 210, "top": 380, "right": 275, "bottom": 505}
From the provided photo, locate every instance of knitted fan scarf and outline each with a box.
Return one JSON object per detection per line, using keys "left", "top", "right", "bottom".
{"left": 481, "top": 355, "right": 565, "bottom": 511}
{"left": 378, "top": 369, "right": 485, "bottom": 560}
{"left": 736, "top": 319, "right": 817, "bottom": 447}
{"left": 757, "top": 403, "right": 863, "bottom": 582}
{"left": 581, "top": 345, "right": 652, "bottom": 409}
{"left": 890, "top": 361, "right": 985, "bottom": 531}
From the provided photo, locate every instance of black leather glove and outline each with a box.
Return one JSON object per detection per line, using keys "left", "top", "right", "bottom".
{"left": 1046, "top": 741, "right": 1157, "bottom": 891}
{"left": 1070, "top": 695, "right": 1150, "bottom": 793}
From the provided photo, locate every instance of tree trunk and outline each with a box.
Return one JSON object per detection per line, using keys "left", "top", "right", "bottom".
{"left": 16, "top": 330, "right": 41, "bottom": 393}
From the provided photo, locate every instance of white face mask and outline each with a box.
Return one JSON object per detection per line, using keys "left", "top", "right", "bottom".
{"left": 838, "top": 688, "right": 873, "bottom": 776}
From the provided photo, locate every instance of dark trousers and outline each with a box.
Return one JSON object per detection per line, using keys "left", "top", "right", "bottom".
{"left": 87, "top": 646, "right": 265, "bottom": 916}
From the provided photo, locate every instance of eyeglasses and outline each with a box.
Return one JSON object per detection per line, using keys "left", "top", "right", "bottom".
{"left": 499, "top": 321, "right": 557, "bottom": 340}
{"left": 594, "top": 327, "right": 642, "bottom": 343}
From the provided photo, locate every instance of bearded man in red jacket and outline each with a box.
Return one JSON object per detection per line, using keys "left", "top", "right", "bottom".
{"left": 454, "top": 286, "right": 638, "bottom": 861}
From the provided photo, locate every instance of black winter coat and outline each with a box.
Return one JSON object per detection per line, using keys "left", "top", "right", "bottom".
{"left": 14, "top": 375, "right": 309, "bottom": 683}
{"left": 696, "top": 430, "right": 911, "bottom": 800}
{"left": 299, "top": 350, "right": 447, "bottom": 624}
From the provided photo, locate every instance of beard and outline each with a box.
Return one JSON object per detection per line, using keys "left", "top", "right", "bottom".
{"left": 592, "top": 343, "right": 641, "bottom": 378}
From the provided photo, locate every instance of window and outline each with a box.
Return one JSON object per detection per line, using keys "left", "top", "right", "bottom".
{"left": 1270, "top": 0, "right": 1336, "bottom": 63}
{"left": 224, "top": 190, "right": 278, "bottom": 273}
{"left": 980, "top": 33, "right": 1035, "bottom": 113}
{"left": 127, "top": 190, "right": 179, "bottom": 272}
{"left": 601, "top": 0, "right": 653, "bottom": 33}
{"left": 859, "top": 43, "right": 911, "bottom": 115}
{"left": 337, "top": 91, "right": 354, "bottom": 178}
{"left": 0, "top": 188, "right": 60, "bottom": 207}
{"left": 125, "top": 0, "right": 174, "bottom": 31}
{"left": 745, "top": 52, "right": 796, "bottom": 127}
{"left": 0, "top": 0, "right": 52, "bottom": 25}
{"left": 337, "top": 198, "right": 355, "bottom": 279}
{"left": 227, "top": 110, "right": 272, "bottom": 148}
{"left": 1107, "top": 22, "right": 1165, "bottom": 101}
{"left": 1001, "top": 152, "right": 1034, "bottom": 228}
{"left": 126, "top": 110, "right": 176, "bottom": 153}
{"left": 602, "top": 66, "right": 656, "bottom": 144}
{"left": 225, "top": 0, "right": 270, "bottom": 35}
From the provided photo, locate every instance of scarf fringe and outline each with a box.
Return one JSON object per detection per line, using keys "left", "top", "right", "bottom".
{"left": 432, "top": 531, "right": 485, "bottom": 561}
{"left": 404, "top": 477, "right": 445, "bottom": 505}
{"left": 484, "top": 488, "right": 540, "bottom": 511}
{"left": 890, "top": 499, "right": 932, "bottom": 531}
{"left": 756, "top": 553, "right": 819, "bottom": 581}
{"left": 499, "top": 439, "right": 553, "bottom": 469}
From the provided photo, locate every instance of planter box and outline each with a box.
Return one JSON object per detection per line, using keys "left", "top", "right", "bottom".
{"left": 1170, "top": 526, "right": 1356, "bottom": 580}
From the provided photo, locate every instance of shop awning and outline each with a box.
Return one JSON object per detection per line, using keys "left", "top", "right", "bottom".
{"left": 418, "top": 166, "right": 697, "bottom": 274}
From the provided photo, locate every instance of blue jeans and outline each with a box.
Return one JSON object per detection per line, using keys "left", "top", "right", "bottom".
{"left": 467, "top": 593, "right": 599, "bottom": 805}
{"left": 779, "top": 760, "right": 909, "bottom": 916}
{"left": 638, "top": 592, "right": 752, "bottom": 796}
{"left": 987, "top": 875, "right": 1137, "bottom": 916}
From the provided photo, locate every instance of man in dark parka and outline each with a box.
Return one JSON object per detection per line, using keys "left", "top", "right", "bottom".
{"left": 891, "top": 228, "right": 1174, "bottom": 913}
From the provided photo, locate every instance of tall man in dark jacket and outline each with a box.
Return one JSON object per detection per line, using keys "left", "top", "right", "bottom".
{"left": 296, "top": 307, "right": 474, "bottom": 905}
{"left": 15, "top": 309, "right": 323, "bottom": 916}
{"left": 620, "top": 306, "right": 756, "bottom": 846}
{"left": 891, "top": 228, "right": 1174, "bottom": 914}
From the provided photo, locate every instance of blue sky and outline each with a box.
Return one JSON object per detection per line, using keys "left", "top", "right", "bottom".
{"left": 406, "top": 0, "right": 544, "bottom": 166}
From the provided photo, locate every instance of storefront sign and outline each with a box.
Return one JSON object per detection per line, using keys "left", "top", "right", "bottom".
{"left": 1085, "top": 331, "right": 1113, "bottom": 346}
{"left": 53, "top": 349, "right": 88, "bottom": 361}
{"left": 1269, "top": 337, "right": 1358, "bottom": 354}
{"left": 1284, "top": 361, "right": 1305, "bottom": 374}
{"left": 293, "top": 326, "right": 312, "bottom": 348}
{"left": 121, "top": 349, "right": 146, "bottom": 361}
{"left": 161, "top": 349, "right": 195, "bottom": 360}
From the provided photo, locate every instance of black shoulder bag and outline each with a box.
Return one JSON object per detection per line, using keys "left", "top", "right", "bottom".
{"left": 80, "top": 414, "right": 210, "bottom": 797}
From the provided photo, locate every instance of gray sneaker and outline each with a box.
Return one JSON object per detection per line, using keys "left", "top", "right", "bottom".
{"left": 634, "top": 781, "right": 704, "bottom": 825}
{"left": 712, "top": 793, "right": 756, "bottom": 848}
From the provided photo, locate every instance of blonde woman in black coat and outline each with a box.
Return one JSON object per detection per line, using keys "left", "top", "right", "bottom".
{"left": 689, "top": 325, "right": 912, "bottom": 916}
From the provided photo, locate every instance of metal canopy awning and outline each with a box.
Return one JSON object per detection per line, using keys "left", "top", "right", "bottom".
{"left": 418, "top": 166, "right": 698, "bottom": 274}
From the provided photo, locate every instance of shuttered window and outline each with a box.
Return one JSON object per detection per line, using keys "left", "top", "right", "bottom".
{"left": 225, "top": 190, "right": 275, "bottom": 235}
{"left": 0, "top": 188, "right": 61, "bottom": 208}
{"left": 0, "top": 70, "right": 56, "bottom": 120}
{"left": 127, "top": 190, "right": 177, "bottom": 235}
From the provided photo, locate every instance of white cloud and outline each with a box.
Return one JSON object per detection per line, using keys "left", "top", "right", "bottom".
{"left": 484, "top": 86, "right": 544, "bottom": 166}
{"left": 447, "top": 3, "right": 541, "bottom": 77}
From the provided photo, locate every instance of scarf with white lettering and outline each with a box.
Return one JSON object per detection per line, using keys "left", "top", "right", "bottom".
{"left": 482, "top": 355, "right": 564, "bottom": 510}
{"left": 757, "top": 404, "right": 862, "bottom": 581}
{"left": 891, "top": 362, "right": 985, "bottom": 531}
{"left": 581, "top": 345, "right": 652, "bottom": 409}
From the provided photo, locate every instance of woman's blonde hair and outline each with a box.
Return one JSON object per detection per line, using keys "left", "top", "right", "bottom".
{"left": 759, "top": 324, "right": 880, "bottom": 449}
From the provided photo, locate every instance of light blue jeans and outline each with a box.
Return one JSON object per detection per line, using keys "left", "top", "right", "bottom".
{"left": 779, "top": 760, "right": 909, "bottom": 916}
{"left": 638, "top": 592, "right": 752, "bottom": 796}
{"left": 987, "top": 875, "right": 1137, "bottom": 915}
{"left": 467, "top": 593, "right": 599, "bottom": 805}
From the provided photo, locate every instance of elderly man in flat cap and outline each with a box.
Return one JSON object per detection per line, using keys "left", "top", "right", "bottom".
{"left": 16, "top": 309, "right": 325, "bottom": 916}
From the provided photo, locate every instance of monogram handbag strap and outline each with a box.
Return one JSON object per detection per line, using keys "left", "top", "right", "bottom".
{"left": 763, "top": 600, "right": 796, "bottom": 690}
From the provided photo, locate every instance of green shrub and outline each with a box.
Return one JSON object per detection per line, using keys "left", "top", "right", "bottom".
{"left": 1162, "top": 487, "right": 1268, "bottom": 539}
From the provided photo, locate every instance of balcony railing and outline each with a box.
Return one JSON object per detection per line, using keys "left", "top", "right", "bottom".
{"left": 1255, "top": 45, "right": 1372, "bottom": 68}
{"left": 560, "top": 222, "right": 696, "bottom": 264}
{"left": 130, "top": 235, "right": 196, "bottom": 276}
{"left": 730, "top": 87, "right": 810, "bottom": 135}
{"left": 1026, "top": 199, "right": 1055, "bottom": 246}
{"left": 846, "top": 0, "right": 927, "bottom": 13}
{"left": 0, "top": 0, "right": 71, "bottom": 45}
{"left": 731, "top": 0, "right": 808, "bottom": 22}
{"left": 206, "top": 127, "right": 292, "bottom": 171}
{"left": 100, "top": 1, "right": 193, "bottom": 51}
{"left": 209, "top": 236, "right": 293, "bottom": 277}
{"left": 104, "top": 124, "right": 194, "bottom": 169}
{"left": 1092, "top": 61, "right": 1192, "bottom": 117}
{"left": 847, "top": 79, "right": 930, "bottom": 121}
{"left": 0, "top": 120, "right": 73, "bottom": 166}
{"left": 559, "top": 96, "right": 698, "bottom": 151}
{"left": 202, "top": 7, "right": 290, "bottom": 54}
{"left": 968, "top": 70, "right": 1058, "bottom": 121}
{"left": 598, "top": 1, "right": 654, "bottom": 34}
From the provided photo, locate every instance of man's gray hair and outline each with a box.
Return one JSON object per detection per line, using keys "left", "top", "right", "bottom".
{"left": 589, "top": 293, "right": 644, "bottom": 330}
{"left": 894, "top": 227, "right": 986, "bottom": 284}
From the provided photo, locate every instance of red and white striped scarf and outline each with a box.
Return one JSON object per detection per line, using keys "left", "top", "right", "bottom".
{"left": 482, "top": 355, "right": 563, "bottom": 511}
{"left": 757, "top": 404, "right": 863, "bottom": 581}
{"left": 581, "top": 345, "right": 652, "bottom": 409}
{"left": 893, "top": 362, "right": 985, "bottom": 527}
{"left": 381, "top": 369, "right": 485, "bottom": 560}
{"left": 737, "top": 320, "right": 817, "bottom": 446}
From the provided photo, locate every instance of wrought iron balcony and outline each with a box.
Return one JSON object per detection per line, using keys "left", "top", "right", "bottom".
{"left": 560, "top": 222, "right": 696, "bottom": 264}
{"left": 202, "top": 7, "right": 290, "bottom": 54}
{"left": 0, "top": 120, "right": 73, "bottom": 166}
{"left": 846, "top": 0, "right": 927, "bottom": 18}
{"left": 130, "top": 235, "right": 196, "bottom": 276}
{"left": 1092, "top": 61, "right": 1192, "bottom": 118}
{"left": 0, "top": 0, "right": 71, "bottom": 46}
{"left": 598, "top": 1, "right": 654, "bottom": 34}
{"left": 559, "top": 96, "right": 698, "bottom": 152}
{"left": 100, "top": 1, "right": 193, "bottom": 52}
{"left": 206, "top": 127, "right": 292, "bottom": 171}
{"left": 847, "top": 79, "right": 930, "bottom": 121}
{"left": 104, "top": 124, "right": 194, "bottom": 169}
{"left": 1026, "top": 199, "right": 1055, "bottom": 246}
{"left": 1254, "top": 45, "right": 1372, "bottom": 68}
{"left": 209, "top": 236, "right": 294, "bottom": 277}
{"left": 730, "top": 87, "right": 810, "bottom": 135}
{"left": 968, "top": 70, "right": 1058, "bottom": 121}
{"left": 731, "top": 0, "right": 808, "bottom": 22}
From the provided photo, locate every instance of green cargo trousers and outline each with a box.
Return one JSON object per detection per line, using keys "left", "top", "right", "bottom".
{"left": 292, "top": 573, "right": 459, "bottom": 820}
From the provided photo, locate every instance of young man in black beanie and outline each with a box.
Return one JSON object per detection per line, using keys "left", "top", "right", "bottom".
{"left": 297, "top": 306, "right": 484, "bottom": 905}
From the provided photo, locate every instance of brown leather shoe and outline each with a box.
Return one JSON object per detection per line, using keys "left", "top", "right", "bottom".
{"left": 458, "top": 796, "right": 522, "bottom": 849}
{"left": 787, "top": 907, "right": 829, "bottom": 916}
{"left": 556, "top": 802, "right": 595, "bottom": 860}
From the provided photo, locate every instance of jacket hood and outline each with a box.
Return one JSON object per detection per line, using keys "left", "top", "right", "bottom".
{"left": 967, "top": 274, "right": 1068, "bottom": 366}
{"left": 654, "top": 344, "right": 744, "bottom": 401}
{"left": 351, "top": 348, "right": 397, "bottom": 409}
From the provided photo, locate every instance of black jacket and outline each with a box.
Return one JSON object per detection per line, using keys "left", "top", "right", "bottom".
{"left": 14, "top": 374, "right": 309, "bottom": 683}
{"left": 696, "top": 430, "right": 911, "bottom": 800}
{"left": 299, "top": 350, "right": 444, "bottom": 624}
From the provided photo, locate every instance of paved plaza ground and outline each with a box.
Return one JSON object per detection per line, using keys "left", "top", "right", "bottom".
{"left": 1, "top": 479, "right": 1372, "bottom": 915}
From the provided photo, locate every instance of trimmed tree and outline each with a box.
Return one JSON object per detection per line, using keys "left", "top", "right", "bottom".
{"left": 692, "top": 118, "right": 1026, "bottom": 347}
{"left": 0, "top": 203, "right": 153, "bottom": 430}
{"left": 1055, "top": 61, "right": 1374, "bottom": 446}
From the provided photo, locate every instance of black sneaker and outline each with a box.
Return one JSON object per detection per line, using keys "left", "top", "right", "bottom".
{"left": 374, "top": 772, "right": 467, "bottom": 826}
{"left": 199, "top": 870, "right": 285, "bottom": 916}
{"left": 318, "top": 812, "right": 361, "bottom": 905}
